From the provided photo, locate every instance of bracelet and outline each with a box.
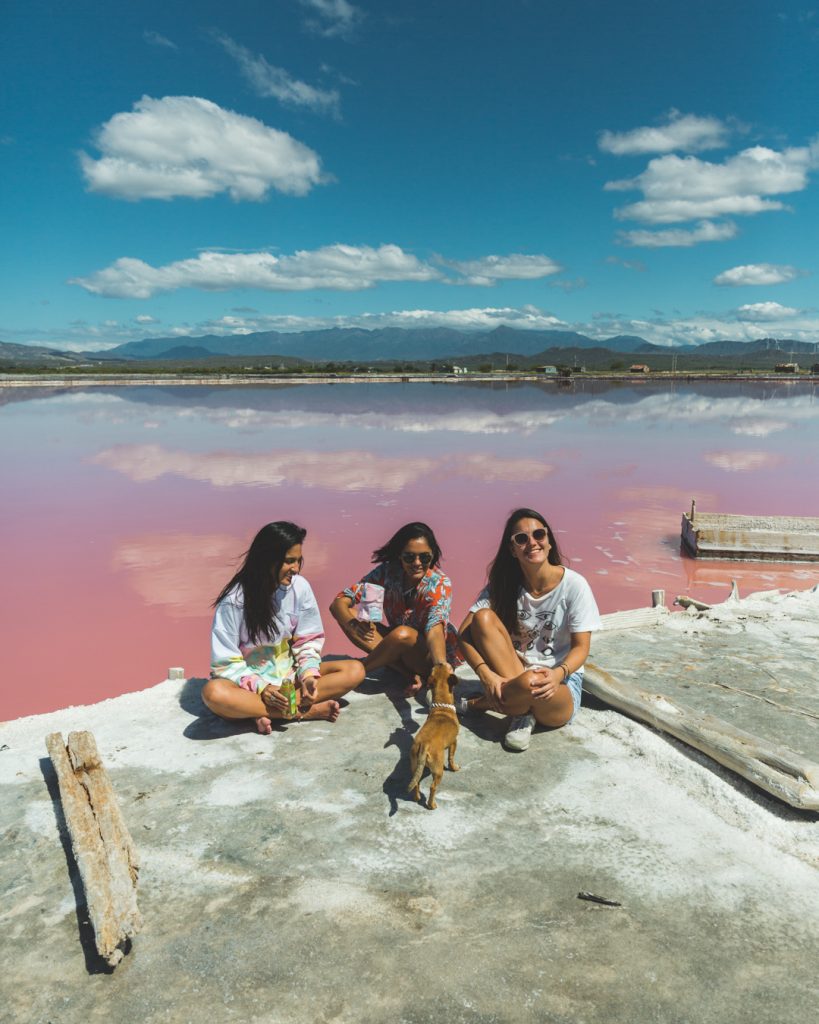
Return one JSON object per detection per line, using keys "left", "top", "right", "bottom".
{"left": 473, "top": 662, "right": 487, "bottom": 672}
{"left": 559, "top": 662, "right": 570, "bottom": 680}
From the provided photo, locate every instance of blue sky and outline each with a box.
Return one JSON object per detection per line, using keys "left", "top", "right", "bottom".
{"left": 3, "top": 0, "right": 819, "bottom": 351}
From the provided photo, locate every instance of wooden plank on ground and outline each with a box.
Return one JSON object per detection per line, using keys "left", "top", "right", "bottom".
{"left": 45, "top": 730, "right": 142, "bottom": 966}
{"left": 584, "top": 663, "right": 819, "bottom": 811}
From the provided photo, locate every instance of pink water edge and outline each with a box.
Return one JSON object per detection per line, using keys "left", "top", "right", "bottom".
{"left": 2, "top": 380, "right": 817, "bottom": 720}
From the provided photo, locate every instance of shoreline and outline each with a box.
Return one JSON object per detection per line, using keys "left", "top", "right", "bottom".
{"left": 2, "top": 370, "right": 818, "bottom": 387}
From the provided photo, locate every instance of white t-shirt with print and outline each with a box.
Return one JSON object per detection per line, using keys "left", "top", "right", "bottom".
{"left": 470, "top": 567, "right": 600, "bottom": 674}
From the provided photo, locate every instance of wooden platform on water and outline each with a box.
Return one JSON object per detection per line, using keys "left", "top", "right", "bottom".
{"left": 586, "top": 588, "right": 819, "bottom": 810}
{"left": 681, "top": 509, "right": 819, "bottom": 562}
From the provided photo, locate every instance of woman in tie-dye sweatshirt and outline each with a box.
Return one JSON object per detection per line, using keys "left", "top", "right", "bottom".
{"left": 203, "top": 521, "right": 365, "bottom": 734}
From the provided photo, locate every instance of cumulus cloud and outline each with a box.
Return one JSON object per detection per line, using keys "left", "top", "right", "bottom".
{"left": 300, "top": 0, "right": 362, "bottom": 38}
{"left": 215, "top": 34, "right": 340, "bottom": 115}
{"left": 606, "top": 143, "right": 817, "bottom": 224}
{"left": 735, "top": 301, "right": 798, "bottom": 321}
{"left": 70, "top": 246, "right": 569, "bottom": 298}
{"left": 134, "top": 314, "right": 159, "bottom": 324}
{"left": 714, "top": 263, "right": 801, "bottom": 286}
{"left": 80, "top": 95, "right": 326, "bottom": 201}
{"left": 618, "top": 221, "right": 737, "bottom": 248}
{"left": 438, "top": 253, "right": 563, "bottom": 285}
{"left": 599, "top": 112, "right": 729, "bottom": 155}
{"left": 71, "top": 244, "right": 443, "bottom": 298}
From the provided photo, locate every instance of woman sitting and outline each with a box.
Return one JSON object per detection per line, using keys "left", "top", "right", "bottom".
{"left": 458, "top": 507, "right": 600, "bottom": 752}
{"left": 203, "top": 521, "right": 365, "bottom": 733}
{"left": 330, "top": 522, "right": 461, "bottom": 698}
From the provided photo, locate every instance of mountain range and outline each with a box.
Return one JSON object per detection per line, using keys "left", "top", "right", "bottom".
{"left": 0, "top": 328, "right": 816, "bottom": 366}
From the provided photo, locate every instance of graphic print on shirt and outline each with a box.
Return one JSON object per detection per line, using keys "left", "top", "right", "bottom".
{"left": 515, "top": 606, "right": 556, "bottom": 661}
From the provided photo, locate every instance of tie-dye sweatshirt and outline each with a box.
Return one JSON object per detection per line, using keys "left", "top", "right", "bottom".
{"left": 210, "top": 575, "right": 325, "bottom": 693}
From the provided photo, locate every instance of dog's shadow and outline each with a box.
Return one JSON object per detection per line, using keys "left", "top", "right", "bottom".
{"left": 379, "top": 681, "right": 424, "bottom": 816}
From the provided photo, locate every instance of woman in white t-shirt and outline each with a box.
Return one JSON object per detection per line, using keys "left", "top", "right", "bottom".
{"left": 458, "top": 508, "right": 600, "bottom": 752}
{"left": 203, "top": 521, "right": 365, "bottom": 734}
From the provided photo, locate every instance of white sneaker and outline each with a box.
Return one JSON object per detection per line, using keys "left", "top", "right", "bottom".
{"left": 504, "top": 713, "right": 535, "bottom": 752}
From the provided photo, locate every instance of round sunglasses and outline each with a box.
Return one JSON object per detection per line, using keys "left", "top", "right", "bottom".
{"left": 400, "top": 551, "right": 433, "bottom": 566}
{"left": 510, "top": 528, "right": 548, "bottom": 547}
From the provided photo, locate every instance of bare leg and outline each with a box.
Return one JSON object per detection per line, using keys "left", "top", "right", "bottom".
{"left": 465, "top": 609, "right": 574, "bottom": 727}
{"left": 202, "top": 663, "right": 364, "bottom": 731}
{"left": 362, "top": 625, "right": 431, "bottom": 695}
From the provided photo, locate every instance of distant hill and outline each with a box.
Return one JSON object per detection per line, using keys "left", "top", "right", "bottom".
{"left": 89, "top": 326, "right": 662, "bottom": 363}
{"left": 0, "top": 341, "right": 86, "bottom": 366}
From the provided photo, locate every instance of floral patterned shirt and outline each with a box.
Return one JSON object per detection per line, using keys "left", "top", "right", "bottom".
{"left": 340, "top": 562, "right": 462, "bottom": 665}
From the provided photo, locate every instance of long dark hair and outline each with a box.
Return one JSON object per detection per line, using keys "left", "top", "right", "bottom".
{"left": 214, "top": 521, "right": 306, "bottom": 644}
{"left": 372, "top": 522, "right": 442, "bottom": 568}
{"left": 487, "top": 508, "right": 563, "bottom": 635}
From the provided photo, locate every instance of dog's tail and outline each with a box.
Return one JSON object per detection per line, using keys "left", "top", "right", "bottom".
{"left": 407, "top": 746, "right": 428, "bottom": 792}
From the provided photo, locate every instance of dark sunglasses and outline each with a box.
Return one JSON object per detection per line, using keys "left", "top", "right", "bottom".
{"left": 400, "top": 551, "right": 433, "bottom": 566}
{"left": 511, "top": 528, "right": 548, "bottom": 547}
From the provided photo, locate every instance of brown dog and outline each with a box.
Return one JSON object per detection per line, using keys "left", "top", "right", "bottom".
{"left": 408, "top": 664, "right": 460, "bottom": 810}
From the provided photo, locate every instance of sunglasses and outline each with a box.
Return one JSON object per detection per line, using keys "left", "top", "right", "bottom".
{"left": 511, "top": 528, "right": 548, "bottom": 547}
{"left": 400, "top": 551, "right": 433, "bottom": 566}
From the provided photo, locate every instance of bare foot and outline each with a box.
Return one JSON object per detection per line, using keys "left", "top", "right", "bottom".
{"left": 255, "top": 716, "right": 273, "bottom": 735}
{"left": 301, "top": 699, "right": 341, "bottom": 723}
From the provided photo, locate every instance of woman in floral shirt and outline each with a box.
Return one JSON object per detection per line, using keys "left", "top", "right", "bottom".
{"left": 330, "top": 522, "right": 461, "bottom": 697}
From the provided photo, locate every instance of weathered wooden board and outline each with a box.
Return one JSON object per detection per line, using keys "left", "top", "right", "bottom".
{"left": 46, "top": 730, "right": 142, "bottom": 965}
{"left": 682, "top": 511, "right": 819, "bottom": 561}
{"left": 587, "top": 589, "right": 819, "bottom": 810}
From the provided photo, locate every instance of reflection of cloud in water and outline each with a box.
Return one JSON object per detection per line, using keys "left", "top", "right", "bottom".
{"left": 112, "top": 531, "right": 331, "bottom": 616}
{"left": 178, "top": 405, "right": 563, "bottom": 436}
{"left": 616, "top": 485, "right": 715, "bottom": 509}
{"left": 181, "top": 392, "right": 819, "bottom": 438}
{"left": 112, "top": 532, "right": 241, "bottom": 617}
{"left": 704, "top": 450, "right": 784, "bottom": 473}
{"left": 93, "top": 444, "right": 553, "bottom": 492}
{"left": 579, "top": 393, "right": 818, "bottom": 437}
{"left": 94, "top": 444, "right": 439, "bottom": 492}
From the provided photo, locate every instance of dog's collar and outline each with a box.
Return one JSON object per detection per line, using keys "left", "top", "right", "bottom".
{"left": 429, "top": 701, "right": 456, "bottom": 711}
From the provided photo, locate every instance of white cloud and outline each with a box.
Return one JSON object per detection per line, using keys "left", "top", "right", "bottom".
{"left": 599, "top": 112, "right": 729, "bottom": 155}
{"left": 614, "top": 195, "right": 786, "bottom": 224}
{"left": 134, "top": 314, "right": 159, "bottom": 324}
{"left": 70, "top": 247, "right": 570, "bottom": 298}
{"left": 439, "top": 253, "right": 562, "bottom": 285}
{"left": 300, "top": 0, "right": 362, "bottom": 38}
{"left": 606, "top": 143, "right": 817, "bottom": 224}
{"left": 618, "top": 221, "right": 737, "bottom": 248}
{"left": 714, "top": 263, "right": 801, "bottom": 286}
{"left": 80, "top": 95, "right": 326, "bottom": 201}
{"left": 143, "top": 30, "right": 177, "bottom": 50}
{"left": 71, "top": 245, "right": 443, "bottom": 298}
{"left": 735, "top": 301, "right": 799, "bottom": 321}
{"left": 215, "top": 35, "right": 340, "bottom": 116}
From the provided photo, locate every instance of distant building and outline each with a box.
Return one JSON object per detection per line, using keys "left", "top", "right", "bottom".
{"left": 774, "top": 362, "right": 799, "bottom": 373}
{"left": 451, "top": 365, "right": 469, "bottom": 374}
{"left": 535, "top": 365, "right": 558, "bottom": 375}
{"left": 629, "top": 363, "right": 650, "bottom": 373}
{"left": 811, "top": 363, "right": 819, "bottom": 375}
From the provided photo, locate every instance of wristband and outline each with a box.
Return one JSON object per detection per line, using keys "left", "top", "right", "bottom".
{"left": 559, "top": 662, "right": 569, "bottom": 680}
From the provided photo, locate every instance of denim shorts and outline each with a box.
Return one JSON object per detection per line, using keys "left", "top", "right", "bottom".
{"left": 565, "top": 670, "right": 583, "bottom": 723}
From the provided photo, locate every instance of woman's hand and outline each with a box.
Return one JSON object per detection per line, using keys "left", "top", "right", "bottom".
{"left": 260, "top": 684, "right": 288, "bottom": 714}
{"left": 348, "top": 618, "right": 377, "bottom": 643}
{"left": 480, "top": 669, "right": 507, "bottom": 712}
{"left": 299, "top": 674, "right": 319, "bottom": 705}
{"left": 529, "top": 667, "right": 563, "bottom": 702}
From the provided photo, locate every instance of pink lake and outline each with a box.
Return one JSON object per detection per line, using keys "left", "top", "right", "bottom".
{"left": 2, "top": 379, "right": 817, "bottom": 720}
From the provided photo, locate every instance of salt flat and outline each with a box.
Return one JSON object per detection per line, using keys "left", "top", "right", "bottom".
{"left": 1, "top": 650, "right": 817, "bottom": 1024}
